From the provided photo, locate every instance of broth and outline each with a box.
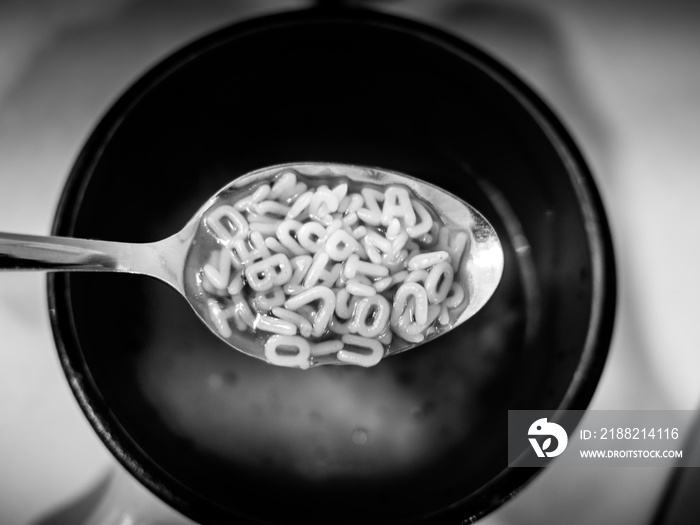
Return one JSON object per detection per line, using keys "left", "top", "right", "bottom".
{"left": 185, "top": 170, "right": 472, "bottom": 369}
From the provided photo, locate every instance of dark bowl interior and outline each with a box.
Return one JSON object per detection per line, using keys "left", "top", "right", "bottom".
{"left": 49, "top": 8, "right": 614, "bottom": 525}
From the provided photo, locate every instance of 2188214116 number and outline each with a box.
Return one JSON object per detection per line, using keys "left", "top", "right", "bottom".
{"left": 579, "top": 428, "right": 680, "bottom": 440}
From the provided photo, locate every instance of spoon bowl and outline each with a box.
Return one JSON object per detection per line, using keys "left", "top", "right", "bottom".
{"left": 0, "top": 162, "right": 503, "bottom": 368}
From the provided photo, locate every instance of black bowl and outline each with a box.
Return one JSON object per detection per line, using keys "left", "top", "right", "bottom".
{"left": 48, "top": 7, "right": 615, "bottom": 525}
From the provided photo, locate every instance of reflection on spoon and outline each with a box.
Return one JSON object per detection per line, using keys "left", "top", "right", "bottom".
{"left": 0, "top": 163, "right": 503, "bottom": 368}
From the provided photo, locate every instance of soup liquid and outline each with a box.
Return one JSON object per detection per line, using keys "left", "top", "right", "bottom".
{"left": 183, "top": 172, "right": 471, "bottom": 368}
{"left": 135, "top": 234, "right": 526, "bottom": 523}
{"left": 128, "top": 173, "right": 532, "bottom": 523}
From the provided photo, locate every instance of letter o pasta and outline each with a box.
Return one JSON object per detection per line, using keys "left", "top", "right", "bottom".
{"left": 348, "top": 295, "right": 391, "bottom": 338}
{"left": 264, "top": 335, "right": 311, "bottom": 369}
{"left": 197, "top": 169, "right": 472, "bottom": 369}
{"left": 425, "top": 261, "right": 454, "bottom": 304}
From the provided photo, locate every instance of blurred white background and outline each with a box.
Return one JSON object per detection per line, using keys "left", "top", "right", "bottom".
{"left": 1, "top": 0, "right": 699, "bottom": 523}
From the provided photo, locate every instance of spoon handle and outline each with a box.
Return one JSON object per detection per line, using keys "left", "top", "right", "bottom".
{"left": 0, "top": 232, "right": 183, "bottom": 290}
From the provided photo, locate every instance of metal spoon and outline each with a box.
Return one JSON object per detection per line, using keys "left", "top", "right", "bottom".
{"left": 0, "top": 163, "right": 503, "bottom": 368}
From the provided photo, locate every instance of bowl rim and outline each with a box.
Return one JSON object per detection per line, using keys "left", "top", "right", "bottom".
{"left": 47, "top": 6, "right": 616, "bottom": 525}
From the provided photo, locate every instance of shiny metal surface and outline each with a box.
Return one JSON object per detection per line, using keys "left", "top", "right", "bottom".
{"left": 0, "top": 162, "right": 503, "bottom": 366}
{"left": 0, "top": 232, "right": 186, "bottom": 290}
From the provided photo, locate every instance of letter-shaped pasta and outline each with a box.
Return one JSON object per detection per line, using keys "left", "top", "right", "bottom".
{"left": 445, "top": 282, "right": 466, "bottom": 308}
{"left": 210, "top": 294, "right": 255, "bottom": 335}
{"left": 244, "top": 253, "right": 293, "bottom": 292}
{"left": 325, "top": 229, "right": 362, "bottom": 262}
{"left": 255, "top": 200, "right": 290, "bottom": 218}
{"left": 356, "top": 188, "right": 383, "bottom": 226}
{"left": 391, "top": 270, "right": 409, "bottom": 285}
{"left": 283, "top": 255, "right": 312, "bottom": 296}
{"left": 247, "top": 213, "right": 280, "bottom": 224}
{"left": 403, "top": 303, "right": 441, "bottom": 337}
{"left": 335, "top": 288, "right": 358, "bottom": 319}
{"left": 310, "top": 339, "right": 344, "bottom": 357}
{"left": 346, "top": 279, "right": 376, "bottom": 297}
{"left": 342, "top": 253, "right": 360, "bottom": 279}
{"left": 362, "top": 231, "right": 392, "bottom": 264}
{"left": 329, "top": 315, "right": 351, "bottom": 335}
{"left": 385, "top": 232, "right": 408, "bottom": 264}
{"left": 383, "top": 247, "right": 409, "bottom": 274}
{"left": 338, "top": 334, "right": 384, "bottom": 367}
{"left": 332, "top": 183, "right": 348, "bottom": 202}
{"left": 247, "top": 214, "right": 282, "bottom": 226}
{"left": 252, "top": 287, "right": 286, "bottom": 312}
{"left": 276, "top": 220, "right": 308, "bottom": 256}
{"left": 264, "top": 335, "right": 311, "bottom": 369}
{"left": 340, "top": 193, "right": 364, "bottom": 214}
{"left": 248, "top": 222, "right": 280, "bottom": 236}
{"left": 248, "top": 212, "right": 280, "bottom": 224}
{"left": 284, "top": 286, "right": 336, "bottom": 337}
{"left": 202, "top": 248, "right": 238, "bottom": 289}
{"left": 385, "top": 218, "right": 400, "bottom": 240}
{"left": 347, "top": 295, "right": 391, "bottom": 338}
{"left": 424, "top": 261, "right": 454, "bottom": 304}
{"left": 207, "top": 298, "right": 234, "bottom": 338}
{"left": 268, "top": 170, "right": 297, "bottom": 200}
{"left": 227, "top": 272, "right": 244, "bottom": 295}
{"left": 437, "top": 227, "right": 470, "bottom": 271}
{"left": 320, "top": 264, "right": 342, "bottom": 288}
{"left": 199, "top": 171, "right": 474, "bottom": 368}
{"left": 304, "top": 252, "right": 329, "bottom": 287}
{"left": 381, "top": 187, "right": 416, "bottom": 227}
{"left": 304, "top": 252, "right": 341, "bottom": 288}
{"left": 378, "top": 328, "right": 393, "bottom": 345}
{"left": 406, "top": 199, "right": 434, "bottom": 239}
{"left": 234, "top": 184, "right": 271, "bottom": 213}
{"left": 308, "top": 187, "right": 340, "bottom": 220}
{"left": 297, "top": 221, "right": 327, "bottom": 253}
{"left": 202, "top": 276, "right": 226, "bottom": 297}
{"left": 285, "top": 182, "right": 309, "bottom": 205}
{"left": 232, "top": 294, "right": 257, "bottom": 329}
{"left": 348, "top": 193, "right": 364, "bottom": 213}
{"left": 342, "top": 212, "right": 359, "bottom": 226}
{"left": 319, "top": 215, "right": 335, "bottom": 227}
{"left": 342, "top": 253, "right": 389, "bottom": 279}
{"left": 391, "top": 282, "right": 429, "bottom": 327}
{"left": 253, "top": 314, "right": 298, "bottom": 335}
{"left": 231, "top": 231, "right": 272, "bottom": 266}
{"left": 438, "top": 304, "right": 450, "bottom": 326}
{"left": 372, "top": 276, "right": 393, "bottom": 292}
{"left": 351, "top": 225, "right": 367, "bottom": 240}
{"left": 404, "top": 269, "right": 429, "bottom": 285}
{"left": 206, "top": 205, "right": 249, "bottom": 245}
{"left": 264, "top": 236, "right": 294, "bottom": 257}
{"left": 338, "top": 195, "right": 351, "bottom": 214}
{"left": 407, "top": 250, "right": 450, "bottom": 271}
{"left": 271, "top": 306, "right": 313, "bottom": 338}
{"left": 392, "top": 311, "right": 426, "bottom": 344}
{"left": 286, "top": 190, "right": 313, "bottom": 219}
{"left": 325, "top": 219, "right": 344, "bottom": 237}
